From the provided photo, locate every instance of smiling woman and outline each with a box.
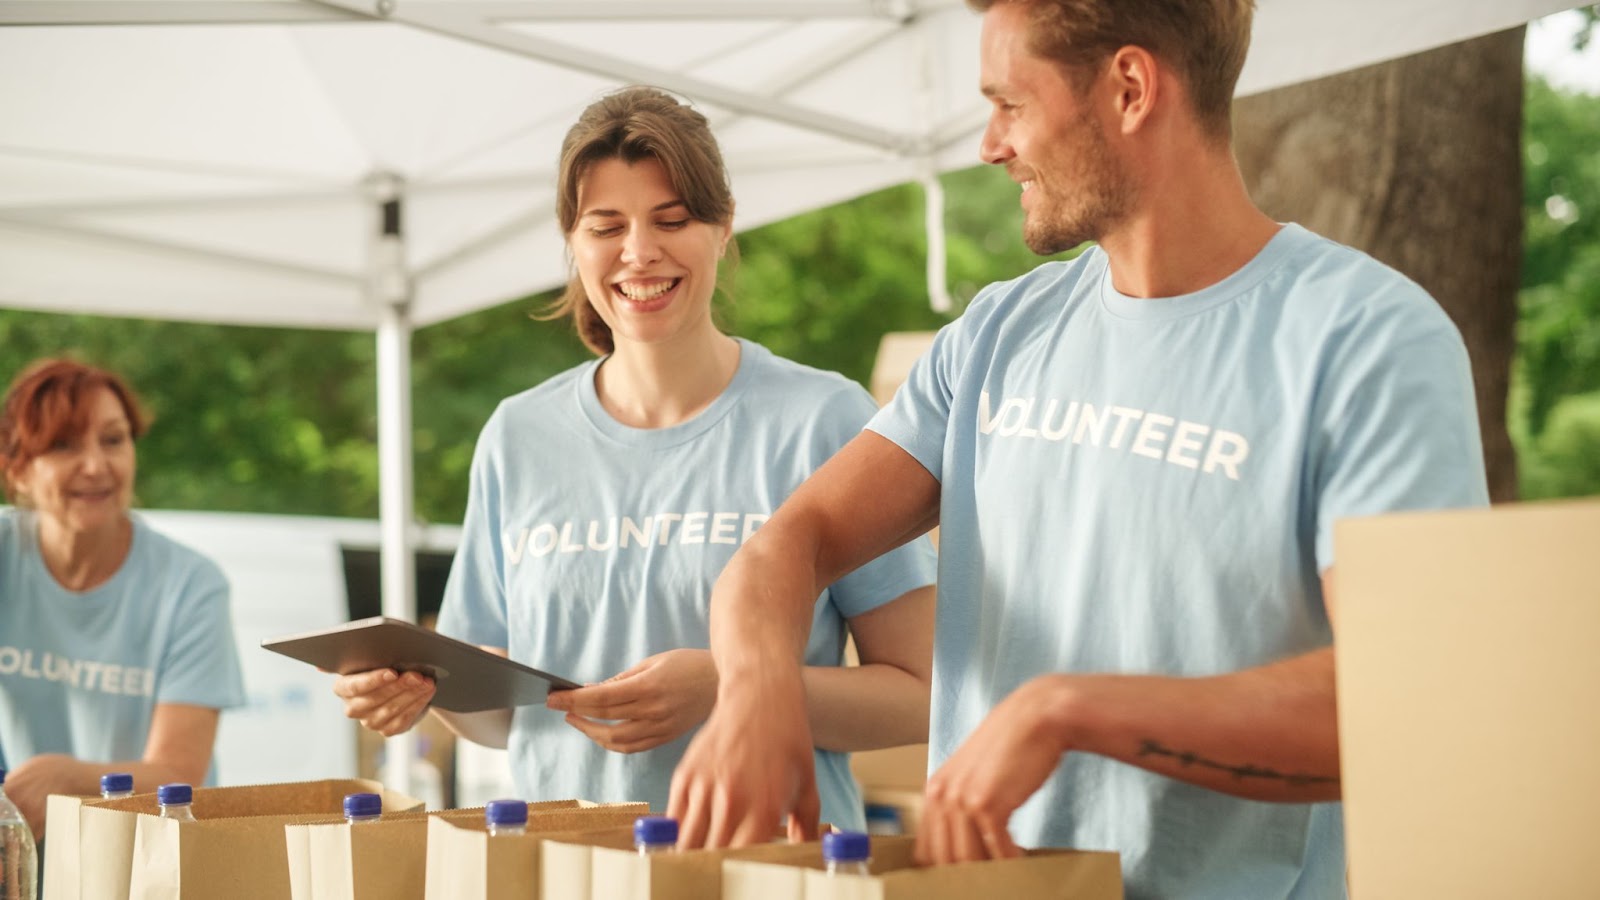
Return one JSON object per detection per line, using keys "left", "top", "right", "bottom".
{"left": 328, "top": 86, "right": 938, "bottom": 831}
{"left": 0, "top": 358, "right": 246, "bottom": 843}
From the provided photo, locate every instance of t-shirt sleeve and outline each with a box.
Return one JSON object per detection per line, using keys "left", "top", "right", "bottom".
{"left": 817, "top": 383, "right": 938, "bottom": 619}
{"left": 436, "top": 411, "right": 511, "bottom": 648}
{"left": 1312, "top": 291, "right": 1491, "bottom": 571}
{"left": 865, "top": 304, "right": 981, "bottom": 485}
{"left": 155, "top": 558, "right": 246, "bottom": 709}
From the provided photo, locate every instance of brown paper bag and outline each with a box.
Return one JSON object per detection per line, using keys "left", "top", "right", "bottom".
{"left": 43, "top": 794, "right": 98, "bottom": 900}
{"left": 723, "top": 835, "right": 1123, "bottom": 900}
{"left": 118, "top": 779, "right": 423, "bottom": 900}
{"left": 540, "top": 827, "right": 830, "bottom": 900}
{"left": 421, "top": 802, "right": 649, "bottom": 900}
{"left": 46, "top": 779, "right": 417, "bottom": 900}
{"left": 292, "top": 799, "right": 645, "bottom": 900}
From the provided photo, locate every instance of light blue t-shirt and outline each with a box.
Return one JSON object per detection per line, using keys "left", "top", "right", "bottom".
{"left": 0, "top": 510, "right": 247, "bottom": 775}
{"left": 437, "top": 338, "right": 937, "bottom": 828}
{"left": 868, "top": 224, "right": 1488, "bottom": 900}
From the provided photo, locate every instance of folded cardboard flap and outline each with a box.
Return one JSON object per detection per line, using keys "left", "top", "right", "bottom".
{"left": 422, "top": 803, "right": 649, "bottom": 900}
{"left": 1336, "top": 499, "right": 1600, "bottom": 900}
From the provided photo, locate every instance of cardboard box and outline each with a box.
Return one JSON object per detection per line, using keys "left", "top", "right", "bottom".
{"left": 45, "top": 779, "right": 419, "bottom": 900}
{"left": 868, "top": 332, "right": 937, "bottom": 407}
{"left": 1336, "top": 499, "right": 1600, "bottom": 899}
{"left": 723, "top": 834, "right": 1122, "bottom": 899}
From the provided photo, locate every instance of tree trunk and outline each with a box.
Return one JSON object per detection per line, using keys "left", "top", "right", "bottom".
{"left": 1234, "top": 30, "right": 1523, "bottom": 502}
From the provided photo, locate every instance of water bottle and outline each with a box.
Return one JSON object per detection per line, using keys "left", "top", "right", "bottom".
{"left": 0, "top": 768, "right": 39, "bottom": 900}
{"left": 863, "top": 803, "right": 903, "bottom": 836}
{"left": 822, "top": 830, "right": 871, "bottom": 877}
{"left": 484, "top": 800, "right": 527, "bottom": 837}
{"left": 632, "top": 816, "right": 677, "bottom": 856}
{"left": 100, "top": 773, "right": 135, "bottom": 799}
{"left": 156, "top": 784, "right": 198, "bottom": 822}
{"left": 343, "top": 793, "right": 382, "bottom": 825}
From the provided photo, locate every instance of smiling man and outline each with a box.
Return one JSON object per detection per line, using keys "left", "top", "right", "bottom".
{"left": 668, "top": 1, "right": 1489, "bottom": 897}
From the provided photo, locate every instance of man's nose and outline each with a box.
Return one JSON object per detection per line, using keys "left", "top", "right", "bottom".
{"left": 978, "top": 116, "right": 1013, "bottom": 166}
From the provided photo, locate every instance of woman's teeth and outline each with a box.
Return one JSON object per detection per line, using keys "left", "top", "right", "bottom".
{"left": 616, "top": 280, "right": 675, "bottom": 300}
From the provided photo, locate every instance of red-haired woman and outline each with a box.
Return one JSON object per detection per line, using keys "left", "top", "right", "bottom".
{"left": 0, "top": 358, "right": 245, "bottom": 840}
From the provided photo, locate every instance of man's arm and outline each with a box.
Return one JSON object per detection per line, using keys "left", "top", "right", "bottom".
{"left": 916, "top": 572, "right": 1340, "bottom": 864}
{"left": 668, "top": 431, "right": 940, "bottom": 847}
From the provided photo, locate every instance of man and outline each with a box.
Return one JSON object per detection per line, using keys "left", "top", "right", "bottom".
{"left": 668, "top": 1, "right": 1489, "bottom": 897}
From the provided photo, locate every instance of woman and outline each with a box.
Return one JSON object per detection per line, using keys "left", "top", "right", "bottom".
{"left": 334, "top": 86, "right": 937, "bottom": 829}
{"left": 0, "top": 359, "right": 247, "bottom": 839}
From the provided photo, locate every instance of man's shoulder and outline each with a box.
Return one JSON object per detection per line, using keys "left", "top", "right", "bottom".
{"left": 1274, "top": 225, "right": 1460, "bottom": 339}
{"left": 1279, "top": 225, "right": 1433, "bottom": 303}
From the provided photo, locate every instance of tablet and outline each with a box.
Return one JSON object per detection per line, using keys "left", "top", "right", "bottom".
{"left": 261, "top": 616, "right": 579, "bottom": 712}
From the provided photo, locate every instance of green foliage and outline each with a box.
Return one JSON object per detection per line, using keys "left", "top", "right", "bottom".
{"left": 726, "top": 165, "right": 1075, "bottom": 385}
{"left": 1573, "top": 6, "right": 1598, "bottom": 51}
{"left": 409, "top": 295, "right": 590, "bottom": 522}
{"left": 0, "top": 314, "right": 378, "bottom": 515}
{"left": 1511, "top": 76, "right": 1600, "bottom": 498}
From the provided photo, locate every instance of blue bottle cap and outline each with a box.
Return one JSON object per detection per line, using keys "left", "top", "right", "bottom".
{"left": 822, "top": 830, "right": 871, "bottom": 863}
{"left": 485, "top": 799, "right": 528, "bottom": 827}
{"left": 343, "top": 792, "right": 381, "bottom": 819}
{"left": 863, "top": 804, "right": 901, "bottom": 824}
{"left": 157, "top": 783, "right": 193, "bottom": 806}
{"left": 633, "top": 816, "right": 678, "bottom": 846}
{"left": 101, "top": 773, "right": 135, "bottom": 794}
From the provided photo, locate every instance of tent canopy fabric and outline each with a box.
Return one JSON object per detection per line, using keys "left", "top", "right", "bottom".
{"left": 0, "top": 0, "right": 1580, "bottom": 329}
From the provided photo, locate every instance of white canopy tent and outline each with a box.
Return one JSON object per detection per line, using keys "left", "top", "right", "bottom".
{"left": 0, "top": 0, "right": 1582, "bottom": 787}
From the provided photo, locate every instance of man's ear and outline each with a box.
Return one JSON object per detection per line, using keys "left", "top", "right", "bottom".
{"left": 1107, "top": 45, "right": 1160, "bottom": 135}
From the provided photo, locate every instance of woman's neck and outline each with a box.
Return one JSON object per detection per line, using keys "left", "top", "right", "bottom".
{"left": 595, "top": 328, "right": 742, "bottom": 429}
{"left": 36, "top": 512, "right": 134, "bottom": 592}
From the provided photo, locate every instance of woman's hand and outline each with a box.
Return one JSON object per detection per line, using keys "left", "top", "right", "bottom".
{"left": 546, "top": 649, "right": 718, "bottom": 754}
{"left": 331, "top": 669, "right": 436, "bottom": 736}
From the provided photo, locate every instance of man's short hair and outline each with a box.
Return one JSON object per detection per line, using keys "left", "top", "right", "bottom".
{"left": 968, "top": 0, "right": 1255, "bottom": 140}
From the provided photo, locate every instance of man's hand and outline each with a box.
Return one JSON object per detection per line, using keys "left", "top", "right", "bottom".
{"left": 331, "top": 669, "right": 436, "bottom": 736}
{"left": 546, "top": 649, "right": 718, "bottom": 754}
{"left": 668, "top": 669, "right": 820, "bottom": 848}
{"left": 6, "top": 752, "right": 83, "bottom": 839}
{"left": 917, "top": 675, "right": 1073, "bottom": 864}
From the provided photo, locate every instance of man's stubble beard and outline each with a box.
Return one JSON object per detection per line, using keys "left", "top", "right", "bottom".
{"left": 1022, "top": 114, "right": 1135, "bottom": 256}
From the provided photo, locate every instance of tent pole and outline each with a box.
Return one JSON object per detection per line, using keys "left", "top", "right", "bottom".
{"left": 369, "top": 172, "right": 421, "bottom": 799}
